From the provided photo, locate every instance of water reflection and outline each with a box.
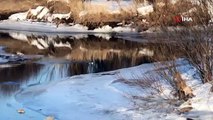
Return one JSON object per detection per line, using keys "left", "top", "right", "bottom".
{"left": 0, "top": 31, "right": 156, "bottom": 97}
{"left": 0, "top": 63, "right": 70, "bottom": 96}
{"left": 0, "top": 82, "right": 20, "bottom": 97}
{"left": 0, "top": 56, "right": 152, "bottom": 96}
{"left": 6, "top": 32, "right": 154, "bottom": 61}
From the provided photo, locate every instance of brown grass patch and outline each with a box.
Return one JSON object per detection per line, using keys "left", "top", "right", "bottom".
{"left": 147, "top": 0, "right": 194, "bottom": 26}
{"left": 0, "top": 0, "right": 46, "bottom": 13}
{"left": 0, "top": 0, "right": 46, "bottom": 19}
{"left": 68, "top": 0, "right": 137, "bottom": 27}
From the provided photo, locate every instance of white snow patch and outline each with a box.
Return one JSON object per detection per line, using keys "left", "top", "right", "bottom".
{"left": 180, "top": 83, "right": 213, "bottom": 119}
{"left": 113, "top": 26, "right": 135, "bottom": 33}
{"left": 51, "top": 12, "right": 72, "bottom": 20}
{"left": 37, "top": 7, "right": 50, "bottom": 19}
{"left": 93, "top": 25, "right": 135, "bottom": 33}
{"left": 137, "top": 4, "right": 154, "bottom": 16}
{"left": 93, "top": 25, "right": 113, "bottom": 33}
{"left": 8, "top": 12, "right": 28, "bottom": 21}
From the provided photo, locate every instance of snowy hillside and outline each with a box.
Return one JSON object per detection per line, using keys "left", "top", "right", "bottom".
{"left": 15, "top": 59, "right": 213, "bottom": 120}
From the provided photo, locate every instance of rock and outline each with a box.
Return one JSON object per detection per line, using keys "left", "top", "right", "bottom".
{"left": 45, "top": 116, "right": 54, "bottom": 120}
{"left": 17, "top": 109, "right": 25, "bottom": 114}
{"left": 178, "top": 107, "right": 193, "bottom": 114}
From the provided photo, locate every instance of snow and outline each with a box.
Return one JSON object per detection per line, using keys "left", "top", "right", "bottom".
{"left": 0, "top": 21, "right": 88, "bottom": 33}
{"left": 93, "top": 25, "right": 113, "bottom": 33}
{"left": 51, "top": 12, "right": 72, "bottom": 20}
{"left": 85, "top": 0, "right": 134, "bottom": 14}
{"left": 0, "top": 20, "right": 137, "bottom": 35}
{"left": 8, "top": 6, "right": 72, "bottom": 23}
{"left": 37, "top": 7, "right": 50, "bottom": 20}
{"left": 93, "top": 25, "right": 135, "bottom": 33}
{"left": 113, "top": 26, "right": 135, "bottom": 33}
{"left": 8, "top": 12, "right": 28, "bottom": 21}
{"left": 0, "top": 63, "right": 71, "bottom": 120}
{"left": 16, "top": 74, "right": 134, "bottom": 120}
{"left": 137, "top": 4, "right": 154, "bottom": 16}
{"left": 33, "top": 6, "right": 45, "bottom": 16}
{"left": 180, "top": 83, "right": 213, "bottom": 119}
{"left": 14, "top": 59, "right": 213, "bottom": 120}
{"left": 0, "top": 96, "right": 45, "bottom": 120}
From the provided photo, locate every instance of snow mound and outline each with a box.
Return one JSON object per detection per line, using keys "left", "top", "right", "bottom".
{"left": 94, "top": 25, "right": 135, "bottom": 33}
{"left": 9, "top": 12, "right": 28, "bottom": 21}
{"left": 181, "top": 83, "right": 213, "bottom": 119}
{"left": 8, "top": 6, "right": 72, "bottom": 23}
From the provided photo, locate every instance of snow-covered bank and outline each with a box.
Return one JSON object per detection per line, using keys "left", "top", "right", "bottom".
{"left": 0, "top": 20, "right": 136, "bottom": 34}
{"left": 15, "top": 59, "right": 213, "bottom": 120}
{"left": 0, "top": 62, "right": 73, "bottom": 120}
{"left": 180, "top": 83, "right": 213, "bottom": 119}
{"left": 1, "top": 3, "right": 155, "bottom": 35}
{"left": 0, "top": 21, "right": 87, "bottom": 33}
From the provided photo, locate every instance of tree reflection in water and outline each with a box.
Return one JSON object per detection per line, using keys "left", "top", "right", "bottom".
{"left": 0, "top": 32, "right": 155, "bottom": 97}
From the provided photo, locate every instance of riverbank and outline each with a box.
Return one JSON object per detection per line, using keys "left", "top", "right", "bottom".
{"left": 0, "top": 0, "right": 46, "bottom": 20}
{"left": 15, "top": 59, "right": 213, "bottom": 120}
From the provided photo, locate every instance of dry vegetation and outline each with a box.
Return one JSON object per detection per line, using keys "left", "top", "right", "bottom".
{"left": 67, "top": 0, "right": 138, "bottom": 28}
{"left": 147, "top": 0, "right": 193, "bottom": 26}
{"left": 157, "top": 0, "right": 213, "bottom": 84}
{"left": 153, "top": 0, "right": 213, "bottom": 99}
{"left": 0, "top": 0, "right": 46, "bottom": 19}
{"left": 0, "top": 0, "right": 46, "bottom": 13}
{"left": 117, "top": 0, "right": 213, "bottom": 101}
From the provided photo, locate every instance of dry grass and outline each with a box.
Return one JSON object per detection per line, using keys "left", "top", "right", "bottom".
{"left": 67, "top": 0, "right": 137, "bottom": 27}
{"left": 0, "top": 0, "right": 46, "bottom": 13}
{"left": 68, "top": 0, "right": 85, "bottom": 17}
{"left": 147, "top": 0, "right": 194, "bottom": 26}
{"left": 0, "top": 0, "right": 46, "bottom": 19}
